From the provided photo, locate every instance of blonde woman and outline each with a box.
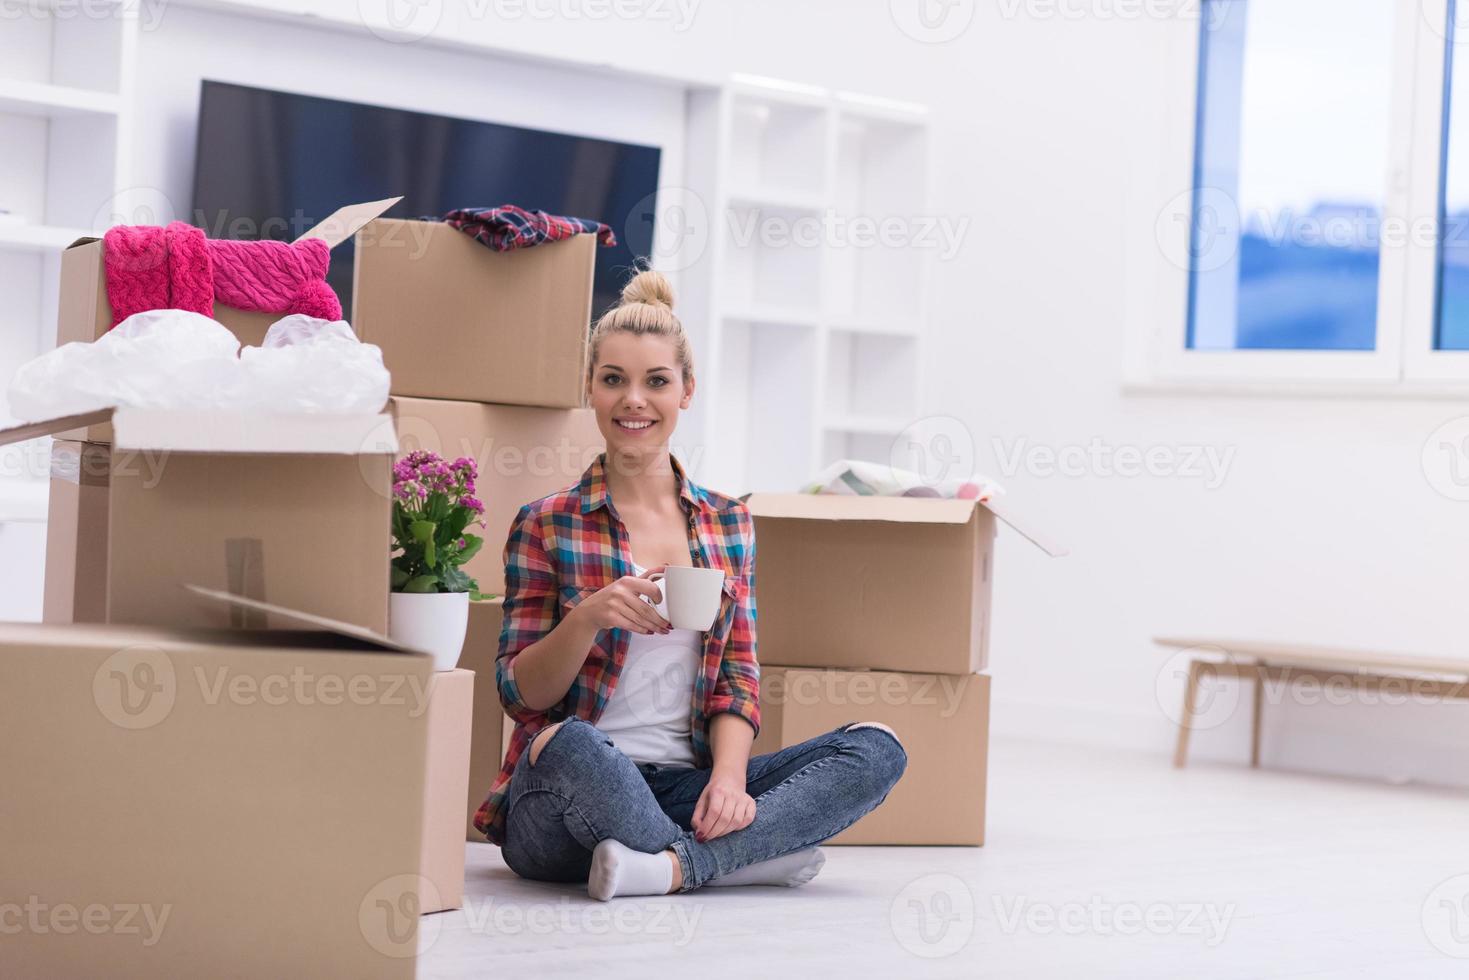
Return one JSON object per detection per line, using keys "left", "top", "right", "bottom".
{"left": 472, "top": 269, "right": 907, "bottom": 900}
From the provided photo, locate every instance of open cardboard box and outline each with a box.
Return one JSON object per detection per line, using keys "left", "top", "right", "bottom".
{"left": 0, "top": 587, "right": 434, "bottom": 978}
{"left": 745, "top": 493, "right": 1064, "bottom": 675}
{"left": 55, "top": 197, "right": 401, "bottom": 444}
{"left": 355, "top": 220, "right": 596, "bottom": 409}
{"left": 17, "top": 406, "right": 397, "bottom": 633}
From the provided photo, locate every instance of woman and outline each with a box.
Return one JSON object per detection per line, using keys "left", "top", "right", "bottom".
{"left": 472, "top": 269, "right": 907, "bottom": 901}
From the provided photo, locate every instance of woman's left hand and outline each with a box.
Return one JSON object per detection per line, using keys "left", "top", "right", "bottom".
{"left": 692, "top": 772, "right": 756, "bottom": 842}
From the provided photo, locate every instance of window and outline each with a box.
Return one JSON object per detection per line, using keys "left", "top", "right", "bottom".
{"left": 1440, "top": 3, "right": 1469, "bottom": 351}
{"left": 1189, "top": 0, "right": 1395, "bottom": 352}
{"left": 1142, "top": 0, "right": 1469, "bottom": 386}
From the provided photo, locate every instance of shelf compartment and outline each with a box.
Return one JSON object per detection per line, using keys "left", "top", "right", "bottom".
{"left": 824, "top": 329, "right": 918, "bottom": 420}
{"left": 727, "top": 91, "right": 829, "bottom": 203}
{"left": 832, "top": 111, "right": 928, "bottom": 215}
{"left": 721, "top": 202, "right": 823, "bottom": 314}
{"left": 0, "top": 5, "right": 127, "bottom": 95}
{"left": 712, "top": 316, "right": 817, "bottom": 495}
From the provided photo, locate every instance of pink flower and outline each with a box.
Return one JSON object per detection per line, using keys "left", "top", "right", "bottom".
{"left": 394, "top": 450, "right": 483, "bottom": 523}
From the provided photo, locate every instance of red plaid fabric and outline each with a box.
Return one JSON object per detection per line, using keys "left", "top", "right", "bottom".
{"left": 437, "top": 205, "right": 616, "bottom": 252}
{"left": 473, "top": 452, "right": 760, "bottom": 846}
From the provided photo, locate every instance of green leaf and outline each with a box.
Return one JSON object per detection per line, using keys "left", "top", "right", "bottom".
{"left": 438, "top": 565, "right": 475, "bottom": 594}
{"left": 455, "top": 534, "right": 484, "bottom": 564}
{"left": 442, "top": 508, "right": 472, "bottom": 541}
{"left": 390, "top": 566, "right": 410, "bottom": 589}
{"left": 410, "top": 520, "right": 437, "bottom": 568}
{"left": 402, "top": 574, "right": 440, "bottom": 594}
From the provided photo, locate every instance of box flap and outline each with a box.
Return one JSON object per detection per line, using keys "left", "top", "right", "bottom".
{"left": 982, "top": 496, "right": 1068, "bottom": 557}
{"left": 0, "top": 408, "right": 114, "bottom": 447}
{"left": 186, "top": 585, "right": 424, "bottom": 655}
{"left": 745, "top": 491, "right": 1067, "bottom": 556}
{"left": 746, "top": 493, "right": 978, "bottom": 525}
{"left": 112, "top": 408, "right": 398, "bottom": 454}
{"left": 61, "top": 197, "right": 401, "bottom": 251}
{"left": 296, "top": 197, "right": 403, "bottom": 248}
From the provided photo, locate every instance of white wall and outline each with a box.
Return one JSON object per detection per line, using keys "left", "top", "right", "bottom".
{"left": 94, "top": 0, "right": 1469, "bottom": 785}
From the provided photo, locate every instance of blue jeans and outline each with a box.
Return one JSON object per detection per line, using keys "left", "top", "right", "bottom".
{"left": 500, "top": 716, "right": 908, "bottom": 891}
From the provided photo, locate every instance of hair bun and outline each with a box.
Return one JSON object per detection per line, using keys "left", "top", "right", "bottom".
{"left": 620, "top": 269, "right": 675, "bottom": 311}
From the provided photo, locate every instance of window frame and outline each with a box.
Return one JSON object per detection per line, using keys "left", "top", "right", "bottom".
{"left": 1406, "top": 0, "right": 1469, "bottom": 380}
{"left": 1134, "top": 0, "right": 1469, "bottom": 390}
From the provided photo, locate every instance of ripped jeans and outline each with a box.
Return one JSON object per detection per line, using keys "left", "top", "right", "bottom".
{"left": 500, "top": 716, "right": 908, "bottom": 891}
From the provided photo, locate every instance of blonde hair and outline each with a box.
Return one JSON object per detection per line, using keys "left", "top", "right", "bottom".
{"left": 588, "top": 269, "right": 695, "bottom": 385}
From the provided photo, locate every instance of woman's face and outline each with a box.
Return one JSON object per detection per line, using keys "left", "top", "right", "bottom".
{"left": 587, "top": 331, "right": 693, "bottom": 457}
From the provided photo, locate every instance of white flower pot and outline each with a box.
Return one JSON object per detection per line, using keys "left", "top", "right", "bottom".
{"left": 389, "top": 591, "right": 470, "bottom": 671}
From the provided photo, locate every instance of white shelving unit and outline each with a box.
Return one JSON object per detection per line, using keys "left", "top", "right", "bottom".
{"left": 682, "top": 77, "right": 931, "bottom": 496}
{"left": 0, "top": 1, "right": 135, "bottom": 387}
{"left": 0, "top": 2, "right": 136, "bottom": 536}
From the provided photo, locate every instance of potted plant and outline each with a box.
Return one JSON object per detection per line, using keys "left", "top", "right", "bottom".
{"left": 389, "top": 450, "right": 485, "bottom": 670}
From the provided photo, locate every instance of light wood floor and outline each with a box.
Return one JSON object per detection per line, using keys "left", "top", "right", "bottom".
{"left": 419, "top": 737, "right": 1469, "bottom": 978}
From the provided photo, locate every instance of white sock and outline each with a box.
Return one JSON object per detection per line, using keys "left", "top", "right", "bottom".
{"left": 706, "top": 848, "right": 826, "bottom": 888}
{"left": 588, "top": 839, "right": 674, "bottom": 902}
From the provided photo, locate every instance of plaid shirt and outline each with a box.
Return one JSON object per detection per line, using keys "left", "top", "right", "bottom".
{"left": 473, "top": 452, "right": 760, "bottom": 845}
{"left": 436, "top": 205, "right": 617, "bottom": 252}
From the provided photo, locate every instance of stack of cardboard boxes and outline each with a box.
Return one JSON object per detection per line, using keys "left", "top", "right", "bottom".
{"left": 744, "top": 493, "right": 1061, "bottom": 844}
{"left": 8, "top": 200, "right": 432, "bottom": 978}
{"left": 7, "top": 200, "right": 605, "bottom": 975}
{"left": 350, "top": 216, "right": 611, "bottom": 842}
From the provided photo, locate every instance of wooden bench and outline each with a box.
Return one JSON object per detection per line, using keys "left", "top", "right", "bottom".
{"left": 1154, "top": 637, "right": 1469, "bottom": 768}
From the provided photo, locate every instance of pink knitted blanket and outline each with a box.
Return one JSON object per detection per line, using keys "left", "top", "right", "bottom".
{"left": 103, "top": 221, "right": 341, "bottom": 328}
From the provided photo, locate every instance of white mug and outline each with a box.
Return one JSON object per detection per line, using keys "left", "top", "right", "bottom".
{"left": 643, "top": 565, "right": 726, "bottom": 632}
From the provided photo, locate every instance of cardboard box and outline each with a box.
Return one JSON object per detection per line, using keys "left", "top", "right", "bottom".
{"left": 753, "top": 667, "right": 991, "bottom": 845}
{"left": 421, "top": 668, "right": 474, "bottom": 911}
{"left": 745, "top": 494, "right": 1063, "bottom": 675}
{"left": 390, "top": 397, "right": 603, "bottom": 597}
{"left": 355, "top": 220, "right": 596, "bottom": 409}
{"left": 458, "top": 598, "right": 506, "bottom": 840}
{"left": 18, "top": 407, "right": 397, "bottom": 633}
{"left": 0, "top": 595, "right": 433, "bottom": 978}
{"left": 42, "top": 440, "right": 109, "bottom": 624}
{"left": 55, "top": 198, "right": 401, "bottom": 444}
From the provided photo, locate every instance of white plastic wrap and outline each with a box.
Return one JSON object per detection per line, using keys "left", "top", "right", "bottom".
{"left": 8, "top": 310, "right": 241, "bottom": 420}
{"left": 237, "top": 315, "right": 391, "bottom": 414}
{"left": 801, "top": 457, "right": 1005, "bottom": 502}
{"left": 7, "top": 310, "right": 390, "bottom": 420}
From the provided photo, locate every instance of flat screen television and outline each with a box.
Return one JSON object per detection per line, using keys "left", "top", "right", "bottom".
{"left": 190, "top": 80, "right": 662, "bottom": 320}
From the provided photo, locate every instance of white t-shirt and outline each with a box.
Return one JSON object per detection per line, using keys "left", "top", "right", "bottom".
{"left": 595, "top": 560, "right": 701, "bottom": 768}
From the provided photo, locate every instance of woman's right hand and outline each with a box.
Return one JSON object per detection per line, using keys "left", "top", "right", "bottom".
{"left": 566, "top": 566, "right": 672, "bottom": 635}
